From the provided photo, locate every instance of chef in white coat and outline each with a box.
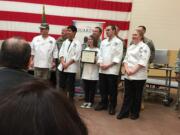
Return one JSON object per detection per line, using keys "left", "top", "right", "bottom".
{"left": 117, "top": 29, "right": 150, "bottom": 120}
{"left": 95, "top": 25, "right": 123, "bottom": 115}
{"left": 58, "top": 25, "right": 82, "bottom": 101}
{"left": 31, "top": 23, "right": 58, "bottom": 80}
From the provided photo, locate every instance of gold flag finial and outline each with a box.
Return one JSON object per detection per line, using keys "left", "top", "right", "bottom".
{"left": 42, "top": 4, "right": 46, "bottom": 23}
{"left": 40, "top": 4, "right": 49, "bottom": 29}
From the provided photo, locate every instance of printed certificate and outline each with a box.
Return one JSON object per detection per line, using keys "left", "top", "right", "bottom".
{"left": 81, "top": 50, "right": 97, "bottom": 64}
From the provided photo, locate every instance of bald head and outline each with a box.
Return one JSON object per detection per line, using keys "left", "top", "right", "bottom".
{"left": 61, "top": 28, "right": 67, "bottom": 38}
{"left": 0, "top": 37, "right": 31, "bottom": 69}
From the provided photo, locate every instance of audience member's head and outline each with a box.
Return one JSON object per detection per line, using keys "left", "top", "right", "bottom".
{"left": 0, "top": 37, "right": 31, "bottom": 69}
{"left": 92, "top": 27, "right": 102, "bottom": 40}
{"left": 0, "top": 80, "right": 88, "bottom": 135}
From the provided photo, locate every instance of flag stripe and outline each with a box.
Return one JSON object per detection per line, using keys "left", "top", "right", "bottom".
{"left": 0, "top": 0, "right": 132, "bottom": 43}
{"left": 9, "top": 0, "right": 132, "bottom": 12}
{"left": 0, "top": 11, "right": 130, "bottom": 30}
{"left": 0, "top": 21, "right": 64, "bottom": 34}
{"left": 0, "top": 1, "right": 131, "bottom": 22}
{"left": 0, "top": 30, "right": 60, "bottom": 41}
{"left": 103, "top": 0, "right": 132, "bottom": 2}
{"left": 0, "top": 20, "right": 129, "bottom": 39}
{"left": 0, "top": 30, "right": 128, "bottom": 43}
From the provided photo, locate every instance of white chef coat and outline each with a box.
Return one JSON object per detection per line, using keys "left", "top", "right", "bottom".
{"left": 123, "top": 41, "right": 150, "bottom": 80}
{"left": 31, "top": 35, "right": 58, "bottom": 68}
{"left": 58, "top": 38, "right": 82, "bottom": 73}
{"left": 98, "top": 36, "right": 123, "bottom": 75}
{"left": 81, "top": 47, "right": 100, "bottom": 80}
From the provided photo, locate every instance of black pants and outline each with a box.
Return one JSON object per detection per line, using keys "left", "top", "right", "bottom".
{"left": 59, "top": 71, "right": 76, "bottom": 99}
{"left": 99, "top": 73, "right": 118, "bottom": 108}
{"left": 83, "top": 79, "right": 97, "bottom": 104}
{"left": 120, "top": 79, "right": 146, "bottom": 117}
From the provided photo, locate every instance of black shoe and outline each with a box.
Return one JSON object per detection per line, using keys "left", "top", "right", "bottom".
{"left": 109, "top": 108, "right": 116, "bottom": 115}
{"left": 69, "top": 97, "right": 74, "bottom": 103}
{"left": 130, "top": 115, "right": 139, "bottom": 120}
{"left": 94, "top": 103, "right": 107, "bottom": 111}
{"left": 117, "top": 113, "right": 129, "bottom": 120}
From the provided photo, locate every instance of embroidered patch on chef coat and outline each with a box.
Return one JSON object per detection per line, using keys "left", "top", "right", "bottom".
{"left": 49, "top": 40, "right": 53, "bottom": 44}
{"left": 114, "top": 42, "right": 118, "bottom": 46}
{"left": 139, "top": 47, "right": 143, "bottom": 53}
{"left": 73, "top": 43, "right": 77, "bottom": 48}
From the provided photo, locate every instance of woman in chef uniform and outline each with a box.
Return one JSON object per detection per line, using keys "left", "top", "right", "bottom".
{"left": 117, "top": 29, "right": 150, "bottom": 120}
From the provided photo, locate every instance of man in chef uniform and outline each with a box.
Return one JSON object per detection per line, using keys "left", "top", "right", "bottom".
{"left": 30, "top": 6, "right": 58, "bottom": 80}
{"left": 95, "top": 25, "right": 123, "bottom": 115}
{"left": 58, "top": 25, "right": 82, "bottom": 101}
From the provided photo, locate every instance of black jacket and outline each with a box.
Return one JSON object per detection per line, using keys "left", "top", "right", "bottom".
{"left": 0, "top": 67, "right": 35, "bottom": 94}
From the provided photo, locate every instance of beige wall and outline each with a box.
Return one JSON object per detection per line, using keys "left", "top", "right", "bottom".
{"left": 128, "top": 0, "right": 180, "bottom": 77}
{"left": 128, "top": 0, "right": 180, "bottom": 50}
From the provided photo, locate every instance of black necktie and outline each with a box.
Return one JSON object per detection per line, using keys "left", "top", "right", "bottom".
{"left": 62, "top": 40, "right": 73, "bottom": 72}
{"left": 67, "top": 40, "right": 73, "bottom": 52}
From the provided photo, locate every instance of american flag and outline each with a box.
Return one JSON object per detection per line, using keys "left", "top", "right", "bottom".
{"left": 0, "top": 0, "right": 132, "bottom": 43}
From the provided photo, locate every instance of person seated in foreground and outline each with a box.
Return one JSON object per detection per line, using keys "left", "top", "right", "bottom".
{"left": 0, "top": 80, "right": 88, "bottom": 135}
{"left": 0, "top": 37, "right": 35, "bottom": 93}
